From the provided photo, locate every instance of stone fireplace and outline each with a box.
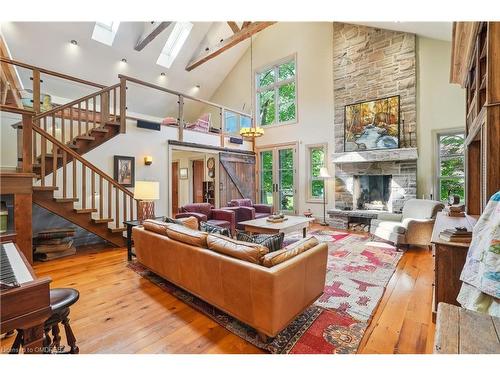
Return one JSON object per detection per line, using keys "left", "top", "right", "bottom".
{"left": 353, "top": 174, "right": 392, "bottom": 211}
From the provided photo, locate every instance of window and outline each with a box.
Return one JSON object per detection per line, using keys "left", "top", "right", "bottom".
{"left": 223, "top": 110, "right": 252, "bottom": 136}
{"left": 157, "top": 22, "right": 193, "bottom": 69}
{"left": 92, "top": 22, "right": 120, "bottom": 46}
{"left": 306, "top": 144, "right": 326, "bottom": 202}
{"left": 256, "top": 56, "right": 297, "bottom": 126}
{"left": 437, "top": 131, "right": 465, "bottom": 202}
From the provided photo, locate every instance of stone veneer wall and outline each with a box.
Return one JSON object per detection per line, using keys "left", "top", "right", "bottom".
{"left": 332, "top": 23, "right": 418, "bottom": 213}
{"left": 333, "top": 23, "right": 417, "bottom": 151}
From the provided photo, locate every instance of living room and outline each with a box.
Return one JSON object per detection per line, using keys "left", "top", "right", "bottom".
{"left": 0, "top": 0, "right": 499, "bottom": 373}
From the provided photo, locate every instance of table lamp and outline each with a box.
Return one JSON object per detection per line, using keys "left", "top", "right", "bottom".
{"left": 134, "top": 181, "right": 159, "bottom": 223}
{"left": 319, "top": 167, "right": 332, "bottom": 226}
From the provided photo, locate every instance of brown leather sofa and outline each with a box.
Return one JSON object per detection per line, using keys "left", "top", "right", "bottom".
{"left": 132, "top": 221, "right": 328, "bottom": 339}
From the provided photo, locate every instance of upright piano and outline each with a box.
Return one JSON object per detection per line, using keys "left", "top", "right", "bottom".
{"left": 1, "top": 241, "right": 51, "bottom": 353}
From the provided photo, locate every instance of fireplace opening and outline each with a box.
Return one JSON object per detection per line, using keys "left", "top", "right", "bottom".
{"left": 353, "top": 175, "right": 391, "bottom": 211}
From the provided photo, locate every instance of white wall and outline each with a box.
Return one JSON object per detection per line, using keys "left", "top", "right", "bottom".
{"left": 0, "top": 111, "right": 21, "bottom": 168}
{"left": 208, "top": 22, "right": 335, "bottom": 219}
{"left": 416, "top": 37, "right": 466, "bottom": 199}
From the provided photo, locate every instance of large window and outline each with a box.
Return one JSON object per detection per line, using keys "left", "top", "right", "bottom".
{"left": 306, "top": 144, "right": 326, "bottom": 202}
{"left": 223, "top": 110, "right": 252, "bottom": 135}
{"left": 256, "top": 56, "right": 297, "bottom": 126}
{"left": 437, "top": 131, "right": 465, "bottom": 202}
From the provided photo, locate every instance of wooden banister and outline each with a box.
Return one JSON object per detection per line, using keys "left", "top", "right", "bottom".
{"left": 0, "top": 57, "right": 106, "bottom": 89}
{"left": 33, "top": 84, "right": 120, "bottom": 121}
{"left": 31, "top": 124, "right": 135, "bottom": 199}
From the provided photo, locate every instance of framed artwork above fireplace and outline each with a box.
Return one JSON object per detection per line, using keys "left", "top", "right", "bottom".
{"left": 344, "top": 95, "right": 400, "bottom": 152}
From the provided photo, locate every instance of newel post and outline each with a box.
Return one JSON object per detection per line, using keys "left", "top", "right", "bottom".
{"left": 22, "top": 113, "right": 33, "bottom": 173}
{"left": 119, "top": 77, "right": 127, "bottom": 133}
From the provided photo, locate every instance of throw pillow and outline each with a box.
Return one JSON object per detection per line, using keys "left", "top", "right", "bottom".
{"left": 206, "top": 233, "right": 269, "bottom": 264}
{"left": 262, "top": 236, "right": 320, "bottom": 267}
{"left": 164, "top": 216, "right": 198, "bottom": 230}
{"left": 236, "top": 231, "right": 284, "bottom": 253}
{"left": 200, "top": 221, "right": 230, "bottom": 237}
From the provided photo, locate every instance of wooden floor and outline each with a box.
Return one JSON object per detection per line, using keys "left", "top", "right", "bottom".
{"left": 1, "top": 227, "right": 435, "bottom": 354}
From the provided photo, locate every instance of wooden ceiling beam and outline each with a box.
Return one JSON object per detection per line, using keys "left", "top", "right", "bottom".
{"left": 227, "top": 22, "right": 240, "bottom": 34}
{"left": 186, "top": 22, "right": 276, "bottom": 72}
{"left": 134, "top": 21, "right": 171, "bottom": 51}
{"left": 242, "top": 21, "right": 251, "bottom": 29}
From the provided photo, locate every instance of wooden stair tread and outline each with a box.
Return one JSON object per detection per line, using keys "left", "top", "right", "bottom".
{"left": 92, "top": 218, "right": 114, "bottom": 224}
{"left": 75, "top": 135, "right": 96, "bottom": 141}
{"left": 74, "top": 208, "right": 98, "bottom": 214}
{"left": 33, "top": 186, "right": 58, "bottom": 191}
{"left": 66, "top": 143, "right": 79, "bottom": 149}
{"left": 108, "top": 227, "right": 126, "bottom": 233}
{"left": 54, "top": 197, "right": 79, "bottom": 203}
{"left": 90, "top": 127, "right": 109, "bottom": 133}
{"left": 105, "top": 121, "right": 120, "bottom": 126}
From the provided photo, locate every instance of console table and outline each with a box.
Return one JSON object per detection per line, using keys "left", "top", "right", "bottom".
{"left": 124, "top": 217, "right": 164, "bottom": 261}
{"left": 431, "top": 212, "right": 478, "bottom": 321}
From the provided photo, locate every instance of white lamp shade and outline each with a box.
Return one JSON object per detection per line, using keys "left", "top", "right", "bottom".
{"left": 134, "top": 181, "right": 159, "bottom": 201}
{"left": 319, "top": 167, "right": 332, "bottom": 179}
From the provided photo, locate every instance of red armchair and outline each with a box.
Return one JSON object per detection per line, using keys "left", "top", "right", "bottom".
{"left": 175, "top": 203, "right": 235, "bottom": 234}
{"left": 225, "top": 199, "right": 273, "bottom": 230}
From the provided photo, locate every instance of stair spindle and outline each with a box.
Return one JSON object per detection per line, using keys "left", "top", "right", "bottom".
{"left": 78, "top": 102, "right": 82, "bottom": 136}
{"left": 123, "top": 193, "right": 127, "bottom": 223}
{"left": 115, "top": 187, "right": 119, "bottom": 228}
{"left": 108, "top": 180, "right": 112, "bottom": 220}
{"left": 82, "top": 163, "right": 86, "bottom": 209}
{"left": 52, "top": 143, "right": 57, "bottom": 187}
{"left": 70, "top": 107, "right": 74, "bottom": 141}
{"left": 61, "top": 111, "right": 65, "bottom": 144}
{"left": 40, "top": 131, "right": 46, "bottom": 186}
{"left": 99, "top": 176, "right": 103, "bottom": 219}
{"left": 51, "top": 113, "right": 56, "bottom": 153}
{"left": 129, "top": 196, "right": 133, "bottom": 221}
{"left": 113, "top": 87, "right": 117, "bottom": 121}
{"left": 91, "top": 170, "right": 96, "bottom": 210}
{"left": 72, "top": 158, "right": 77, "bottom": 199}
{"left": 85, "top": 99, "right": 89, "bottom": 133}
{"left": 62, "top": 151, "right": 67, "bottom": 198}
{"left": 92, "top": 96, "right": 96, "bottom": 130}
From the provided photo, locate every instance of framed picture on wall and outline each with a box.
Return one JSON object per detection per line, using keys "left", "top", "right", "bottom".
{"left": 179, "top": 167, "right": 188, "bottom": 180}
{"left": 114, "top": 156, "right": 135, "bottom": 187}
{"left": 344, "top": 95, "right": 400, "bottom": 152}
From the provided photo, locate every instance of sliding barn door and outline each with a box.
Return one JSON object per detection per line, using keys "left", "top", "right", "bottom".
{"left": 219, "top": 152, "right": 256, "bottom": 206}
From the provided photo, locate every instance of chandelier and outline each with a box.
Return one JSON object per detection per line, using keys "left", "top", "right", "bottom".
{"left": 240, "top": 126, "right": 264, "bottom": 138}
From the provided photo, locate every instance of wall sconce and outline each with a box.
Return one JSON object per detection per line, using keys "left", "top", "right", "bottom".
{"left": 144, "top": 156, "right": 153, "bottom": 166}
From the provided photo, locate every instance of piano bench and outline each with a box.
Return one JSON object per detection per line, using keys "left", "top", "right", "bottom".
{"left": 10, "top": 288, "right": 80, "bottom": 354}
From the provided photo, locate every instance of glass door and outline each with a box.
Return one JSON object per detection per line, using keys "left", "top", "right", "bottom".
{"left": 258, "top": 144, "right": 297, "bottom": 214}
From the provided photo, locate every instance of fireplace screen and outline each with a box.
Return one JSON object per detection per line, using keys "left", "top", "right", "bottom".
{"left": 353, "top": 175, "right": 391, "bottom": 211}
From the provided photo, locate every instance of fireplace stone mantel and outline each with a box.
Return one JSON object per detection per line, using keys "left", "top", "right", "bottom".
{"left": 331, "top": 147, "right": 418, "bottom": 164}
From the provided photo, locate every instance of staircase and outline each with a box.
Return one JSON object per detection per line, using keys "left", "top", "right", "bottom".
{"left": 27, "top": 83, "right": 136, "bottom": 247}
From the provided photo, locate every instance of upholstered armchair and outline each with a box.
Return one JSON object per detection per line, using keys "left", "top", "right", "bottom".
{"left": 175, "top": 203, "right": 235, "bottom": 234}
{"left": 370, "top": 199, "right": 444, "bottom": 250}
{"left": 225, "top": 199, "right": 273, "bottom": 230}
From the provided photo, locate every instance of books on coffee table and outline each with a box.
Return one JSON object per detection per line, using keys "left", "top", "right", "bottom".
{"left": 439, "top": 227, "right": 473, "bottom": 243}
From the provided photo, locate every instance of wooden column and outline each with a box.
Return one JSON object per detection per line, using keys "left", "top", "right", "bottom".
{"left": 32, "top": 69, "right": 40, "bottom": 115}
{"left": 21, "top": 113, "right": 33, "bottom": 173}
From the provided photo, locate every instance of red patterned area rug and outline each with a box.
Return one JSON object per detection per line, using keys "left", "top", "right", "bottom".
{"left": 128, "top": 230, "right": 402, "bottom": 354}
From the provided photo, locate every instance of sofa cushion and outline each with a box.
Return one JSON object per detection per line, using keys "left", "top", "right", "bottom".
{"left": 230, "top": 199, "right": 253, "bottom": 207}
{"left": 164, "top": 216, "right": 199, "bottom": 230}
{"left": 255, "top": 212, "right": 269, "bottom": 219}
{"left": 143, "top": 219, "right": 171, "bottom": 236}
{"left": 200, "top": 221, "right": 230, "bottom": 237}
{"left": 402, "top": 199, "right": 444, "bottom": 220}
{"left": 207, "top": 219, "right": 230, "bottom": 229}
{"left": 262, "top": 236, "right": 319, "bottom": 267}
{"left": 373, "top": 220, "right": 406, "bottom": 234}
{"left": 236, "top": 231, "right": 284, "bottom": 253}
{"left": 165, "top": 224, "right": 208, "bottom": 248}
{"left": 206, "top": 233, "right": 269, "bottom": 264}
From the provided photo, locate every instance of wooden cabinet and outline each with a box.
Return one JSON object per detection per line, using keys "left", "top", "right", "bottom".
{"left": 431, "top": 212, "right": 478, "bottom": 321}
{"left": 451, "top": 22, "right": 500, "bottom": 214}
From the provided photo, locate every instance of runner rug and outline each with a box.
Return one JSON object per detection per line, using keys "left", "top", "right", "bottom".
{"left": 128, "top": 229, "right": 402, "bottom": 354}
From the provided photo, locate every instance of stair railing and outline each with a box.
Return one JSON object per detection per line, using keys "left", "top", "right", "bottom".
{"left": 32, "top": 123, "right": 136, "bottom": 230}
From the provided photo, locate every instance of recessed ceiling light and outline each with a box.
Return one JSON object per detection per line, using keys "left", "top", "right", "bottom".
{"left": 195, "top": 84, "right": 201, "bottom": 89}
{"left": 121, "top": 58, "right": 127, "bottom": 63}
{"left": 70, "top": 39, "right": 78, "bottom": 45}
{"left": 160, "top": 72, "right": 166, "bottom": 76}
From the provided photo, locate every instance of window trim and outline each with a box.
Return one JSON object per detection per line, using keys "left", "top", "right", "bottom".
{"left": 222, "top": 109, "right": 252, "bottom": 136}
{"left": 255, "top": 54, "right": 298, "bottom": 127}
{"left": 434, "top": 129, "right": 465, "bottom": 203}
{"left": 306, "top": 143, "right": 328, "bottom": 203}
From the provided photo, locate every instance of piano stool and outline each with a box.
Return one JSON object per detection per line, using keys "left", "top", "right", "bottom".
{"left": 10, "top": 288, "right": 80, "bottom": 354}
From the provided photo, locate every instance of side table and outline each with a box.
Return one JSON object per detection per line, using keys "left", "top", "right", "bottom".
{"left": 124, "top": 217, "right": 164, "bottom": 261}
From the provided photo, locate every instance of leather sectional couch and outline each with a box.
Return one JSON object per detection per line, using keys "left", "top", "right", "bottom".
{"left": 132, "top": 219, "right": 328, "bottom": 339}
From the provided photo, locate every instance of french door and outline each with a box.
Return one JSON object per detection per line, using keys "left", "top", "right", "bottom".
{"left": 258, "top": 143, "right": 297, "bottom": 214}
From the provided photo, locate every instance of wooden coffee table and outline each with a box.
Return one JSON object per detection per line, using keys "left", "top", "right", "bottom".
{"left": 240, "top": 216, "right": 315, "bottom": 238}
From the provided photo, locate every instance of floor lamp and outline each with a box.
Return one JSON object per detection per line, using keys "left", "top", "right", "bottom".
{"left": 319, "top": 167, "right": 332, "bottom": 226}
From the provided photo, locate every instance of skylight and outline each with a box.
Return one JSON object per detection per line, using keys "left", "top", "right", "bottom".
{"left": 157, "top": 22, "right": 193, "bottom": 69}
{"left": 92, "top": 21, "right": 120, "bottom": 46}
